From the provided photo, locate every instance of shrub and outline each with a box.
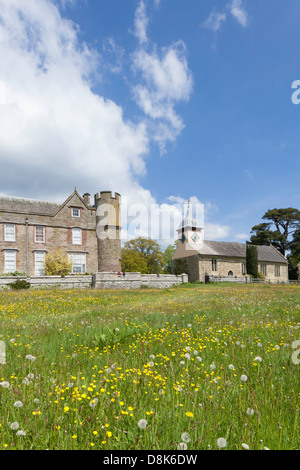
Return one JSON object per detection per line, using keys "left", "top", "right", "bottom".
{"left": 1, "top": 271, "right": 28, "bottom": 277}
{"left": 45, "top": 249, "right": 72, "bottom": 277}
{"left": 8, "top": 280, "right": 30, "bottom": 290}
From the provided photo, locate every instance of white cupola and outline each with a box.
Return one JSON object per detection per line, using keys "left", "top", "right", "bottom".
{"left": 177, "top": 200, "right": 203, "bottom": 246}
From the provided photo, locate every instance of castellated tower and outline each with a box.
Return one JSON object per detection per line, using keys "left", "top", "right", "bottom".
{"left": 94, "top": 191, "right": 122, "bottom": 272}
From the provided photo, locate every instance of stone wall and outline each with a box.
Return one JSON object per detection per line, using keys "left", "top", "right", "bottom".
{"left": 0, "top": 272, "right": 188, "bottom": 290}
{"left": 199, "top": 256, "right": 288, "bottom": 284}
{"left": 92, "top": 272, "right": 188, "bottom": 290}
{"left": 0, "top": 275, "right": 93, "bottom": 290}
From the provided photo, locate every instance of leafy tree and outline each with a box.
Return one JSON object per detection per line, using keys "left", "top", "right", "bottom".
{"left": 121, "top": 249, "right": 148, "bottom": 274}
{"left": 287, "top": 228, "right": 300, "bottom": 280}
{"left": 246, "top": 244, "right": 258, "bottom": 278}
{"left": 45, "top": 249, "right": 72, "bottom": 277}
{"left": 163, "top": 243, "right": 177, "bottom": 274}
{"left": 121, "top": 238, "right": 165, "bottom": 274}
{"left": 172, "top": 258, "right": 189, "bottom": 276}
{"left": 250, "top": 208, "right": 300, "bottom": 256}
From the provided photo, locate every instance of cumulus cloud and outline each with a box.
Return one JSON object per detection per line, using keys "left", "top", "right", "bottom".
{"left": 133, "top": 0, "right": 149, "bottom": 45}
{"left": 132, "top": 29, "right": 193, "bottom": 152}
{"left": 0, "top": 0, "right": 149, "bottom": 205}
{"left": 202, "top": 1, "right": 248, "bottom": 36}
{"left": 202, "top": 11, "right": 227, "bottom": 32}
{"left": 234, "top": 233, "right": 249, "bottom": 241}
{"left": 230, "top": 0, "right": 248, "bottom": 28}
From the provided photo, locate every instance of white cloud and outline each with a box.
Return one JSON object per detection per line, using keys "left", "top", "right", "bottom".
{"left": 204, "top": 223, "right": 231, "bottom": 241}
{"left": 230, "top": 0, "right": 248, "bottom": 28}
{"left": 133, "top": 0, "right": 149, "bottom": 45}
{"left": 202, "top": 11, "right": 227, "bottom": 32}
{"left": 132, "top": 41, "right": 193, "bottom": 153}
{"left": 0, "top": 0, "right": 149, "bottom": 205}
{"left": 234, "top": 233, "right": 249, "bottom": 241}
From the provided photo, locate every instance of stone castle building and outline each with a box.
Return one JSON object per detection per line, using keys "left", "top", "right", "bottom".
{"left": 0, "top": 189, "right": 121, "bottom": 276}
{"left": 172, "top": 205, "right": 289, "bottom": 283}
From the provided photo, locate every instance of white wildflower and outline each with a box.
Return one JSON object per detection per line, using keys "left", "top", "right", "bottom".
{"left": 181, "top": 432, "right": 191, "bottom": 443}
{"left": 10, "top": 422, "right": 19, "bottom": 430}
{"left": 137, "top": 419, "right": 148, "bottom": 430}
{"left": 242, "top": 443, "right": 249, "bottom": 450}
{"left": 25, "top": 354, "right": 36, "bottom": 362}
{"left": 0, "top": 381, "right": 9, "bottom": 389}
{"left": 177, "top": 442, "right": 188, "bottom": 450}
{"left": 14, "top": 401, "right": 23, "bottom": 408}
{"left": 16, "top": 430, "right": 26, "bottom": 436}
{"left": 241, "top": 374, "right": 248, "bottom": 382}
{"left": 217, "top": 437, "right": 227, "bottom": 448}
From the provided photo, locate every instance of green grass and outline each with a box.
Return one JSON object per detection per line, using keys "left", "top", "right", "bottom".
{"left": 0, "top": 284, "right": 299, "bottom": 450}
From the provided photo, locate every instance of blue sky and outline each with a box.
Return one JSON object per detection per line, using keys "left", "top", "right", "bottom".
{"left": 0, "top": 0, "right": 299, "bottom": 246}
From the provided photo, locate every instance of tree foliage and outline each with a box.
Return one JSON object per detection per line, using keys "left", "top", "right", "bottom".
{"left": 250, "top": 208, "right": 300, "bottom": 256}
{"left": 45, "top": 249, "right": 72, "bottom": 277}
{"left": 172, "top": 258, "right": 189, "bottom": 276}
{"left": 121, "top": 238, "right": 165, "bottom": 274}
{"left": 163, "top": 243, "right": 177, "bottom": 274}
{"left": 246, "top": 244, "right": 258, "bottom": 278}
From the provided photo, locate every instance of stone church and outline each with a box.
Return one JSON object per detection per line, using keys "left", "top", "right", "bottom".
{"left": 172, "top": 205, "right": 289, "bottom": 283}
{"left": 0, "top": 189, "right": 121, "bottom": 276}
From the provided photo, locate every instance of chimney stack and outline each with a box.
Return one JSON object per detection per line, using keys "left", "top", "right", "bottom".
{"left": 83, "top": 193, "right": 91, "bottom": 206}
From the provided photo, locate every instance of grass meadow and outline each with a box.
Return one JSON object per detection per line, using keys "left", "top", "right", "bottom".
{"left": 0, "top": 283, "right": 299, "bottom": 451}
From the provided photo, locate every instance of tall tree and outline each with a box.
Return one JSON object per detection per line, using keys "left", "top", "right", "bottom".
{"left": 121, "top": 237, "right": 165, "bottom": 274}
{"left": 163, "top": 242, "right": 177, "bottom": 274}
{"left": 287, "top": 228, "right": 300, "bottom": 280}
{"left": 250, "top": 208, "right": 300, "bottom": 256}
{"left": 246, "top": 244, "right": 258, "bottom": 278}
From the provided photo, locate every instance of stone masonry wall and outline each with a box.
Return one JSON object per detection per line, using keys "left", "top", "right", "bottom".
{"left": 0, "top": 193, "right": 98, "bottom": 275}
{"left": 199, "top": 256, "right": 289, "bottom": 283}
{"left": 0, "top": 273, "right": 188, "bottom": 290}
{"left": 92, "top": 272, "right": 188, "bottom": 290}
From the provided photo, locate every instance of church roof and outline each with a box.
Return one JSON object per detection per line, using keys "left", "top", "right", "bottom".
{"left": 195, "top": 240, "right": 287, "bottom": 264}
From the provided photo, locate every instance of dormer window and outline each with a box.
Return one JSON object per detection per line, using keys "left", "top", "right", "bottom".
{"left": 72, "top": 208, "right": 80, "bottom": 218}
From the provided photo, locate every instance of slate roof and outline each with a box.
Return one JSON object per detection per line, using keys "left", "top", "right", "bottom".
{"left": 0, "top": 196, "right": 61, "bottom": 216}
{"left": 195, "top": 240, "right": 287, "bottom": 264}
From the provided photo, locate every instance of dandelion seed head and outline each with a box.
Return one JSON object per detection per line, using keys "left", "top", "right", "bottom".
{"left": 181, "top": 432, "right": 191, "bottom": 443}
{"left": 10, "top": 422, "right": 19, "bottom": 430}
{"left": 177, "top": 442, "right": 188, "bottom": 450}
{"left": 0, "top": 381, "right": 9, "bottom": 389}
{"left": 14, "top": 401, "right": 23, "bottom": 408}
{"left": 217, "top": 437, "right": 227, "bottom": 448}
{"left": 137, "top": 419, "right": 148, "bottom": 430}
